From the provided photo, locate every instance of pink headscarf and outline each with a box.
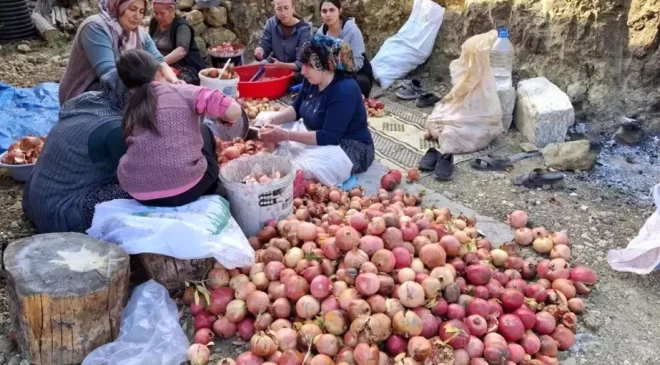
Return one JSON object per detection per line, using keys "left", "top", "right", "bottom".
{"left": 99, "top": 0, "right": 144, "bottom": 51}
{"left": 152, "top": 0, "right": 177, "bottom": 5}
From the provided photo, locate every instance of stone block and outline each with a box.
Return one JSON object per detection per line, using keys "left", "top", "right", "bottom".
{"left": 195, "top": 36, "right": 208, "bottom": 56}
{"left": 204, "top": 6, "right": 227, "bottom": 28}
{"left": 193, "top": 22, "right": 207, "bottom": 36}
{"left": 514, "top": 77, "right": 575, "bottom": 147}
{"left": 497, "top": 84, "right": 516, "bottom": 129}
{"left": 185, "top": 9, "right": 204, "bottom": 25}
{"left": 203, "top": 27, "right": 237, "bottom": 47}
{"left": 542, "top": 140, "right": 598, "bottom": 171}
{"left": 177, "top": 0, "right": 195, "bottom": 10}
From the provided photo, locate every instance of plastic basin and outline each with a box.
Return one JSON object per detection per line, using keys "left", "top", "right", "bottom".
{"left": 234, "top": 64, "right": 293, "bottom": 100}
{"left": 0, "top": 152, "right": 34, "bottom": 182}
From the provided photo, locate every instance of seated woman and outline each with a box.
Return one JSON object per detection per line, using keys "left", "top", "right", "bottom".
{"left": 260, "top": 35, "right": 374, "bottom": 175}
{"left": 149, "top": 0, "right": 205, "bottom": 85}
{"left": 317, "top": 0, "right": 373, "bottom": 98}
{"left": 58, "top": 0, "right": 180, "bottom": 105}
{"left": 23, "top": 71, "right": 132, "bottom": 233}
{"left": 254, "top": 0, "right": 312, "bottom": 84}
{"left": 115, "top": 49, "right": 242, "bottom": 207}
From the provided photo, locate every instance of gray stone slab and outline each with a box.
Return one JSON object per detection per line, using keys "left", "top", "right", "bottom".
{"left": 354, "top": 162, "right": 513, "bottom": 246}
{"left": 497, "top": 85, "right": 516, "bottom": 130}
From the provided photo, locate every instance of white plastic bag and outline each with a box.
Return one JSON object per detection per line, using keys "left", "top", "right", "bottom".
{"left": 81, "top": 280, "right": 188, "bottom": 365}
{"left": 275, "top": 120, "right": 353, "bottom": 186}
{"left": 425, "top": 30, "right": 504, "bottom": 154}
{"left": 370, "top": 0, "right": 445, "bottom": 89}
{"left": 607, "top": 183, "right": 660, "bottom": 274}
{"left": 87, "top": 195, "right": 255, "bottom": 269}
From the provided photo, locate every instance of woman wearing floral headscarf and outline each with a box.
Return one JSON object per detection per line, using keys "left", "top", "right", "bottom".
{"left": 260, "top": 35, "right": 374, "bottom": 175}
{"left": 149, "top": 0, "right": 205, "bottom": 85}
{"left": 58, "top": 0, "right": 180, "bottom": 105}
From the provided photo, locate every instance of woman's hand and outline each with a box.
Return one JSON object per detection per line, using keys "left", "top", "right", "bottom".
{"left": 218, "top": 101, "right": 242, "bottom": 124}
{"left": 259, "top": 125, "right": 290, "bottom": 143}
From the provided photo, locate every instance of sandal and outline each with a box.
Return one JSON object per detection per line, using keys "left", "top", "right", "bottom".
{"left": 396, "top": 79, "right": 425, "bottom": 100}
{"left": 514, "top": 168, "right": 565, "bottom": 188}
{"left": 471, "top": 156, "right": 514, "bottom": 171}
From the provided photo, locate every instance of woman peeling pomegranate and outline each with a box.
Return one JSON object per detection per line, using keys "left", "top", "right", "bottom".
{"left": 115, "top": 49, "right": 242, "bottom": 206}
{"left": 259, "top": 35, "right": 375, "bottom": 182}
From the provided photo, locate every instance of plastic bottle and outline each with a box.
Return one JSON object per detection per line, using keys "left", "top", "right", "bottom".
{"left": 490, "top": 26, "right": 515, "bottom": 89}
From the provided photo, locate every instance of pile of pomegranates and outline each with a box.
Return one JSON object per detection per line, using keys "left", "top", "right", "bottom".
{"left": 184, "top": 186, "right": 597, "bottom": 365}
{"left": 2, "top": 135, "right": 46, "bottom": 165}
{"left": 215, "top": 137, "right": 268, "bottom": 167}
{"left": 243, "top": 171, "right": 283, "bottom": 185}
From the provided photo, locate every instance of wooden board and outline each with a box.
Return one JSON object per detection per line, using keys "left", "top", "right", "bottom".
{"left": 138, "top": 253, "right": 214, "bottom": 294}
{"left": 3, "top": 233, "right": 130, "bottom": 365}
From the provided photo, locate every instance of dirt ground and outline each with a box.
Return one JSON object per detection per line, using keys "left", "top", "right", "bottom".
{"left": 1, "top": 39, "right": 659, "bottom": 365}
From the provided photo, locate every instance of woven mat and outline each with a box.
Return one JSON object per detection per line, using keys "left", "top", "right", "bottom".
{"left": 276, "top": 86, "right": 505, "bottom": 170}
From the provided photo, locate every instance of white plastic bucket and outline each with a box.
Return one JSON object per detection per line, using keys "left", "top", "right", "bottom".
{"left": 219, "top": 154, "right": 295, "bottom": 237}
{"left": 199, "top": 68, "right": 240, "bottom": 98}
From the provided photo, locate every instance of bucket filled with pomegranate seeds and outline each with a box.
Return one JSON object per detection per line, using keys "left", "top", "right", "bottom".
{"left": 219, "top": 154, "right": 295, "bottom": 236}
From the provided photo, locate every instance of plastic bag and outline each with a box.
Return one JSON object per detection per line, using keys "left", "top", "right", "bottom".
{"left": 425, "top": 30, "right": 504, "bottom": 154}
{"left": 370, "top": 0, "right": 445, "bottom": 89}
{"left": 274, "top": 120, "right": 353, "bottom": 186}
{"left": 86, "top": 195, "right": 255, "bottom": 269}
{"left": 81, "top": 280, "right": 188, "bottom": 365}
{"left": 607, "top": 183, "right": 660, "bottom": 274}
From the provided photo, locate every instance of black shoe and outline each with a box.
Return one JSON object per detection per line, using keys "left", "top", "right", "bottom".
{"left": 419, "top": 148, "right": 440, "bottom": 170}
{"left": 434, "top": 153, "right": 454, "bottom": 180}
{"left": 415, "top": 93, "right": 441, "bottom": 108}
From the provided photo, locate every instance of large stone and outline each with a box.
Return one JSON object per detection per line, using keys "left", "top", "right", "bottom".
{"left": 185, "top": 9, "right": 204, "bottom": 25}
{"left": 204, "top": 6, "right": 227, "bottom": 28}
{"left": 567, "top": 82, "right": 587, "bottom": 104}
{"left": 177, "top": 0, "right": 195, "bottom": 10}
{"left": 203, "top": 27, "right": 237, "bottom": 47}
{"left": 193, "top": 22, "right": 208, "bottom": 36}
{"left": 613, "top": 119, "right": 645, "bottom": 145}
{"left": 514, "top": 77, "right": 575, "bottom": 147}
{"left": 497, "top": 85, "right": 516, "bottom": 129}
{"left": 542, "top": 140, "right": 598, "bottom": 171}
{"left": 195, "top": 36, "right": 208, "bottom": 57}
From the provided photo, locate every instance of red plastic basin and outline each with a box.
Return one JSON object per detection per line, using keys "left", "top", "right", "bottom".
{"left": 234, "top": 64, "right": 293, "bottom": 100}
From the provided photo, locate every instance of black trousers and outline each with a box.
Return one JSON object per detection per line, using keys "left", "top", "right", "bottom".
{"left": 355, "top": 73, "right": 373, "bottom": 99}
{"left": 137, "top": 124, "right": 219, "bottom": 207}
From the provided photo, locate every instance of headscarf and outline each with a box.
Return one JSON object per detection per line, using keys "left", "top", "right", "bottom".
{"left": 61, "top": 70, "right": 131, "bottom": 118}
{"left": 301, "top": 35, "right": 355, "bottom": 73}
{"left": 99, "top": 0, "right": 144, "bottom": 51}
{"left": 100, "top": 70, "right": 131, "bottom": 110}
{"left": 153, "top": 0, "right": 177, "bottom": 5}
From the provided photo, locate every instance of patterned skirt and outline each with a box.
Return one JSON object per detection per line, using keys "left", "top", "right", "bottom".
{"left": 81, "top": 183, "right": 131, "bottom": 229}
{"left": 339, "top": 139, "right": 375, "bottom": 175}
{"left": 177, "top": 64, "right": 200, "bottom": 86}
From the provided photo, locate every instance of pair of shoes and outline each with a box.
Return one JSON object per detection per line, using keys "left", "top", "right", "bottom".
{"left": 415, "top": 93, "right": 441, "bottom": 108}
{"left": 419, "top": 148, "right": 453, "bottom": 180}
{"left": 396, "top": 78, "right": 425, "bottom": 100}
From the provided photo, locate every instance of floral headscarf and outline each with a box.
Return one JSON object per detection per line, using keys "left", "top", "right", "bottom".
{"left": 99, "top": 0, "right": 144, "bottom": 51}
{"left": 153, "top": 0, "right": 177, "bottom": 5}
{"left": 301, "top": 35, "right": 355, "bottom": 73}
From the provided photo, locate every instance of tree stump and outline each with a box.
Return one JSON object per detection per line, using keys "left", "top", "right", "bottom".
{"left": 2, "top": 233, "right": 130, "bottom": 365}
{"left": 138, "top": 253, "right": 214, "bottom": 293}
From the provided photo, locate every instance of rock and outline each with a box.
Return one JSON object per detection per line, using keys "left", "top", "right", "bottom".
{"left": 177, "top": 0, "right": 195, "bottom": 10}
{"left": 613, "top": 119, "right": 645, "bottom": 145}
{"left": 204, "top": 6, "right": 227, "bottom": 27}
{"left": 185, "top": 9, "right": 204, "bottom": 25}
{"left": 519, "top": 142, "right": 538, "bottom": 152}
{"left": 203, "top": 27, "right": 236, "bottom": 47}
{"left": 497, "top": 85, "right": 516, "bottom": 129}
{"left": 17, "top": 44, "right": 30, "bottom": 53}
{"left": 220, "top": 0, "right": 232, "bottom": 11}
{"left": 514, "top": 77, "right": 575, "bottom": 147}
{"left": 195, "top": 36, "right": 208, "bottom": 57}
{"left": 193, "top": 22, "right": 208, "bottom": 36}
{"left": 19, "top": 360, "right": 30, "bottom": 365}
{"left": 543, "top": 140, "right": 598, "bottom": 171}
{"left": 566, "top": 82, "right": 587, "bottom": 103}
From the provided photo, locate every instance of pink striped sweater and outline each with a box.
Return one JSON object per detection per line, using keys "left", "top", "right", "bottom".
{"left": 117, "top": 82, "right": 233, "bottom": 200}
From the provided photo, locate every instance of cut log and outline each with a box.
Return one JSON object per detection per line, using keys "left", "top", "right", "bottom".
{"left": 31, "top": 12, "right": 59, "bottom": 42}
{"left": 138, "top": 253, "right": 214, "bottom": 293}
{"left": 2, "top": 233, "right": 130, "bottom": 365}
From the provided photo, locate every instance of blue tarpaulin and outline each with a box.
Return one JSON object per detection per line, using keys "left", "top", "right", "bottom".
{"left": 0, "top": 81, "right": 60, "bottom": 153}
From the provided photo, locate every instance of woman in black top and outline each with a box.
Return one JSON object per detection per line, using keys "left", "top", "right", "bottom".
{"left": 149, "top": 0, "right": 205, "bottom": 85}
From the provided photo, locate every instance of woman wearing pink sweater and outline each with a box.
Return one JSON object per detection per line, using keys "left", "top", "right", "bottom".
{"left": 116, "top": 49, "right": 242, "bottom": 206}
